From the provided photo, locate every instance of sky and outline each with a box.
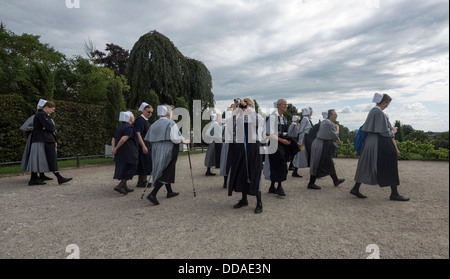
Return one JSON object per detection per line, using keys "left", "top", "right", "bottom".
{"left": 1, "top": 0, "right": 449, "bottom": 132}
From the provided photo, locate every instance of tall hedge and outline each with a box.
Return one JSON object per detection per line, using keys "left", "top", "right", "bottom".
{"left": 52, "top": 100, "right": 110, "bottom": 158}
{"left": 0, "top": 94, "right": 33, "bottom": 162}
{"left": 0, "top": 95, "right": 112, "bottom": 163}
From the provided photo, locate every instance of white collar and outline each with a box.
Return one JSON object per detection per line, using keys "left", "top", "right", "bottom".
{"left": 141, "top": 114, "right": 149, "bottom": 121}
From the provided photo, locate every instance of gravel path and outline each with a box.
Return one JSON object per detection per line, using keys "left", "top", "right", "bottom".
{"left": 0, "top": 155, "right": 448, "bottom": 259}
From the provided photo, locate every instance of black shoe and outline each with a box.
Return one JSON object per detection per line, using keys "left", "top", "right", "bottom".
{"left": 333, "top": 178, "right": 345, "bottom": 187}
{"left": 205, "top": 171, "right": 216, "bottom": 176}
{"left": 124, "top": 186, "right": 134, "bottom": 193}
{"left": 350, "top": 189, "right": 367, "bottom": 199}
{"left": 233, "top": 199, "right": 248, "bottom": 208}
{"left": 146, "top": 194, "right": 160, "bottom": 205}
{"left": 255, "top": 203, "right": 263, "bottom": 214}
{"left": 277, "top": 186, "right": 286, "bottom": 196}
{"left": 307, "top": 184, "right": 321, "bottom": 190}
{"left": 268, "top": 186, "right": 277, "bottom": 194}
{"left": 58, "top": 177, "right": 72, "bottom": 185}
{"left": 390, "top": 194, "right": 410, "bottom": 201}
{"left": 114, "top": 186, "right": 128, "bottom": 195}
{"left": 135, "top": 182, "right": 146, "bottom": 188}
{"left": 292, "top": 172, "right": 303, "bottom": 178}
{"left": 28, "top": 180, "right": 46, "bottom": 186}
{"left": 167, "top": 192, "right": 179, "bottom": 198}
{"left": 39, "top": 174, "right": 53, "bottom": 181}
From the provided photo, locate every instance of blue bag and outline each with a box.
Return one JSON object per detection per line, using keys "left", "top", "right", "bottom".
{"left": 354, "top": 126, "right": 367, "bottom": 154}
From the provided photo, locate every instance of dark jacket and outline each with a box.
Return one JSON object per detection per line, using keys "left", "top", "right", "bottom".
{"left": 31, "top": 110, "right": 57, "bottom": 143}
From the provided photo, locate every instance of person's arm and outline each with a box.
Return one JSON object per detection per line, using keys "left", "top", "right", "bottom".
{"left": 334, "top": 123, "right": 341, "bottom": 143}
{"left": 111, "top": 136, "right": 130, "bottom": 155}
{"left": 391, "top": 126, "right": 400, "bottom": 155}
{"left": 266, "top": 114, "right": 290, "bottom": 145}
{"left": 136, "top": 132, "right": 148, "bottom": 154}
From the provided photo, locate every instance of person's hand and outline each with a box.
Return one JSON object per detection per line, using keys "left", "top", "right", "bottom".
{"left": 281, "top": 139, "right": 291, "bottom": 145}
{"left": 111, "top": 147, "right": 117, "bottom": 155}
{"left": 183, "top": 139, "right": 190, "bottom": 145}
{"left": 392, "top": 127, "right": 398, "bottom": 134}
{"left": 142, "top": 146, "right": 148, "bottom": 154}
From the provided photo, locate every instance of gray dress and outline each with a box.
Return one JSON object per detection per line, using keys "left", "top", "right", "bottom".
{"left": 354, "top": 107, "right": 397, "bottom": 186}
{"left": 204, "top": 121, "right": 222, "bottom": 168}
{"left": 293, "top": 117, "right": 312, "bottom": 169}
{"left": 309, "top": 119, "right": 339, "bottom": 176}
{"left": 145, "top": 117, "right": 185, "bottom": 184}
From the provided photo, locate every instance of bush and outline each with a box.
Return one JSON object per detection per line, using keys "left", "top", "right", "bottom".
{"left": 0, "top": 94, "right": 34, "bottom": 162}
{"left": 334, "top": 138, "right": 449, "bottom": 162}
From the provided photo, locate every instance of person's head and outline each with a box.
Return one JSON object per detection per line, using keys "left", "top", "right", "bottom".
{"left": 378, "top": 94, "right": 392, "bottom": 110}
{"left": 119, "top": 111, "right": 135, "bottom": 124}
{"left": 243, "top": 97, "right": 254, "bottom": 109}
{"left": 158, "top": 104, "right": 173, "bottom": 119}
{"left": 277, "top": 99, "right": 288, "bottom": 113}
{"left": 142, "top": 105, "right": 153, "bottom": 119}
{"left": 43, "top": 101, "right": 56, "bottom": 115}
{"left": 327, "top": 109, "right": 338, "bottom": 122}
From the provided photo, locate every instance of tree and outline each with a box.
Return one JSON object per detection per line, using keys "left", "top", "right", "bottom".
{"left": 284, "top": 103, "right": 299, "bottom": 126}
{"left": 394, "top": 120, "right": 404, "bottom": 142}
{"left": 92, "top": 43, "right": 129, "bottom": 76}
{"left": 405, "top": 130, "right": 430, "bottom": 142}
{"left": 105, "top": 77, "right": 126, "bottom": 137}
{"left": 127, "top": 30, "right": 214, "bottom": 110}
{"left": 0, "top": 24, "right": 65, "bottom": 106}
{"left": 433, "top": 131, "right": 449, "bottom": 150}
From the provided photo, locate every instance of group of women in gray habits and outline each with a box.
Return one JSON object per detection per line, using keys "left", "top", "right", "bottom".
{"left": 111, "top": 104, "right": 190, "bottom": 205}
{"left": 207, "top": 93, "right": 409, "bottom": 212}
{"left": 20, "top": 92, "right": 408, "bottom": 208}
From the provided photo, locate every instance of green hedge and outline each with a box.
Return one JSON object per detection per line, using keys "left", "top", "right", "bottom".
{"left": 0, "top": 94, "right": 34, "bottom": 162}
{"left": 52, "top": 100, "right": 110, "bottom": 158}
{"left": 335, "top": 139, "right": 449, "bottom": 161}
{"left": 0, "top": 94, "right": 112, "bottom": 163}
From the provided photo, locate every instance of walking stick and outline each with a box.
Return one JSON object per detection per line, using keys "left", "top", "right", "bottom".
{"left": 140, "top": 175, "right": 152, "bottom": 199}
{"left": 187, "top": 144, "right": 196, "bottom": 197}
{"left": 242, "top": 117, "right": 251, "bottom": 184}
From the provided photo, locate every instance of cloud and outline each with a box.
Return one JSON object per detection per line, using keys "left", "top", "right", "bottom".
{"left": 403, "top": 102, "right": 426, "bottom": 111}
{"left": 0, "top": 0, "right": 448, "bottom": 131}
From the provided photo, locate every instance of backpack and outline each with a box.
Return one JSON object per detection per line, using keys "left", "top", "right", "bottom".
{"left": 354, "top": 126, "right": 368, "bottom": 154}
{"left": 308, "top": 123, "right": 321, "bottom": 140}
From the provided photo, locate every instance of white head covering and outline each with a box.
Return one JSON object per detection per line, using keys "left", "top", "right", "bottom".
{"left": 322, "top": 112, "right": 328, "bottom": 119}
{"left": 119, "top": 111, "right": 133, "bottom": 122}
{"left": 37, "top": 99, "right": 47, "bottom": 110}
{"left": 138, "top": 102, "right": 150, "bottom": 112}
{"left": 292, "top": 115, "right": 299, "bottom": 122}
{"left": 210, "top": 113, "right": 217, "bottom": 121}
{"left": 301, "top": 108, "right": 311, "bottom": 116}
{"left": 372, "top": 92, "right": 383, "bottom": 103}
{"left": 157, "top": 105, "right": 168, "bottom": 116}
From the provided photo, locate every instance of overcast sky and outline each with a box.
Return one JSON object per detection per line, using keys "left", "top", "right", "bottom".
{"left": 1, "top": 0, "right": 449, "bottom": 131}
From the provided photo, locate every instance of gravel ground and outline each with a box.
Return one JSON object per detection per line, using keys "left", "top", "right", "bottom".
{"left": 0, "top": 155, "right": 448, "bottom": 259}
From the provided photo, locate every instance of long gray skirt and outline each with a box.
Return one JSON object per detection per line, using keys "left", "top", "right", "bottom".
{"left": 204, "top": 143, "right": 216, "bottom": 167}
{"left": 26, "top": 142, "right": 49, "bottom": 173}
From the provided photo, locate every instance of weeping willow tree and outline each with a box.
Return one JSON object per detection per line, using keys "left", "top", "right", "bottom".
{"left": 126, "top": 30, "right": 214, "bottom": 111}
